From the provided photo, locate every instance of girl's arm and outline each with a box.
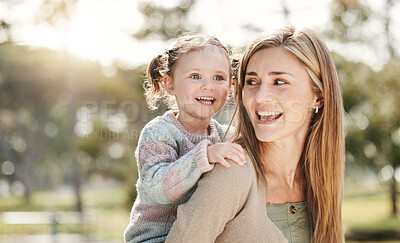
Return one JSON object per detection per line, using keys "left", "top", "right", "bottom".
{"left": 137, "top": 124, "right": 214, "bottom": 205}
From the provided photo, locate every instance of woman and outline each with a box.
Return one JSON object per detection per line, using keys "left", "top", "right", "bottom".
{"left": 166, "top": 26, "right": 345, "bottom": 243}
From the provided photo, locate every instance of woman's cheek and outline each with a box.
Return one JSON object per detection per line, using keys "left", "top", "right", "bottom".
{"left": 285, "top": 101, "right": 312, "bottom": 123}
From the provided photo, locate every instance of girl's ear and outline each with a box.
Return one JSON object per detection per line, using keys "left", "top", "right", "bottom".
{"left": 163, "top": 75, "right": 175, "bottom": 95}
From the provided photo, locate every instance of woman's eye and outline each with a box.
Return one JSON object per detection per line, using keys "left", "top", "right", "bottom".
{"left": 214, "top": 75, "right": 224, "bottom": 81}
{"left": 190, "top": 74, "right": 201, "bottom": 80}
{"left": 275, "top": 79, "right": 286, "bottom": 85}
{"left": 245, "top": 79, "right": 257, "bottom": 85}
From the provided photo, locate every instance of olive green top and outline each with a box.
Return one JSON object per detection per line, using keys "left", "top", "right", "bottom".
{"left": 266, "top": 201, "right": 311, "bottom": 243}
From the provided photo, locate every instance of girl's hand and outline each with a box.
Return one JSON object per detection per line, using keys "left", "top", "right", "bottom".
{"left": 207, "top": 143, "right": 246, "bottom": 168}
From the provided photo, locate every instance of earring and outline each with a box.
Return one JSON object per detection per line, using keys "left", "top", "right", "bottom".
{"left": 315, "top": 105, "right": 319, "bottom": 114}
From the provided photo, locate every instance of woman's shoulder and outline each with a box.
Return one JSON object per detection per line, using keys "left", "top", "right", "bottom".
{"left": 202, "top": 152, "right": 257, "bottom": 189}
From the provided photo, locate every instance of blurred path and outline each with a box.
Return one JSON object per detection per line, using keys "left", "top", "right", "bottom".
{"left": 0, "top": 234, "right": 122, "bottom": 243}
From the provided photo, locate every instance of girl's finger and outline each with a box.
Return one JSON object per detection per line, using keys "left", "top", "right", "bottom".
{"left": 225, "top": 153, "right": 244, "bottom": 166}
{"left": 226, "top": 144, "right": 246, "bottom": 162}
{"left": 216, "top": 156, "right": 230, "bottom": 168}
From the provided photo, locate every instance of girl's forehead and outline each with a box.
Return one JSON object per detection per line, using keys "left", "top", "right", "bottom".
{"left": 177, "top": 45, "right": 230, "bottom": 65}
{"left": 184, "top": 45, "right": 228, "bottom": 58}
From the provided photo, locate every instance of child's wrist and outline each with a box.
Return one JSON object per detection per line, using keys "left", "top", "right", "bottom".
{"left": 196, "top": 139, "right": 214, "bottom": 173}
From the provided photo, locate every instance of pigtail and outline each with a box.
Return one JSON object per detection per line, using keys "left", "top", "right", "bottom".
{"left": 220, "top": 51, "right": 241, "bottom": 142}
{"left": 230, "top": 57, "right": 240, "bottom": 86}
{"left": 144, "top": 54, "right": 166, "bottom": 110}
{"left": 229, "top": 48, "right": 242, "bottom": 85}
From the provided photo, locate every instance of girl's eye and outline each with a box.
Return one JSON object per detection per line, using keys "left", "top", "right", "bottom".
{"left": 275, "top": 79, "right": 286, "bottom": 85}
{"left": 245, "top": 79, "right": 258, "bottom": 85}
{"left": 190, "top": 74, "right": 201, "bottom": 80}
{"left": 214, "top": 75, "right": 224, "bottom": 81}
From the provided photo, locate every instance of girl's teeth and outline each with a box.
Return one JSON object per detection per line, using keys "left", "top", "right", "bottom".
{"left": 196, "top": 97, "right": 214, "bottom": 104}
{"left": 198, "top": 97, "right": 214, "bottom": 100}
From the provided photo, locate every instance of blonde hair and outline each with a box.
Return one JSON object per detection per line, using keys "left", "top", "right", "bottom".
{"left": 144, "top": 33, "right": 233, "bottom": 110}
{"left": 230, "top": 26, "right": 345, "bottom": 242}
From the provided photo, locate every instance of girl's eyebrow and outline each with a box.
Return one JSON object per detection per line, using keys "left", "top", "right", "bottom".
{"left": 184, "top": 68, "right": 228, "bottom": 73}
{"left": 214, "top": 69, "right": 229, "bottom": 75}
{"left": 184, "top": 67, "right": 200, "bottom": 73}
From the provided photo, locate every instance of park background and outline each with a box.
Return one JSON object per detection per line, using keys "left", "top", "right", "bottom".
{"left": 0, "top": 0, "right": 399, "bottom": 242}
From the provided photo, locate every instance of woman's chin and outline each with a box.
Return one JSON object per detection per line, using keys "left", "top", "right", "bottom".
{"left": 255, "top": 134, "right": 276, "bottom": 143}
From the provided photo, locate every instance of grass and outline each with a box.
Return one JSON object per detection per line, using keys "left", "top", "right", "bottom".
{"left": 0, "top": 186, "right": 399, "bottom": 242}
{"left": 343, "top": 193, "right": 400, "bottom": 232}
{"left": 0, "top": 187, "right": 131, "bottom": 241}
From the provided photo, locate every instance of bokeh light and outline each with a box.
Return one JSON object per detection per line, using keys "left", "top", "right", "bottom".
{"left": 1, "top": 161, "right": 15, "bottom": 175}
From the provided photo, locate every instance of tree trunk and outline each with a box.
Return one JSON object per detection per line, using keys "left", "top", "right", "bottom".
{"left": 391, "top": 176, "right": 397, "bottom": 216}
{"left": 72, "top": 156, "right": 83, "bottom": 212}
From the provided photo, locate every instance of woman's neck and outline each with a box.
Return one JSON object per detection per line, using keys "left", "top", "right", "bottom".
{"left": 262, "top": 138, "right": 306, "bottom": 204}
{"left": 263, "top": 139, "right": 304, "bottom": 176}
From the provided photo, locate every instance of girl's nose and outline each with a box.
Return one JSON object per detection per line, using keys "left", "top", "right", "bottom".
{"left": 201, "top": 77, "right": 215, "bottom": 91}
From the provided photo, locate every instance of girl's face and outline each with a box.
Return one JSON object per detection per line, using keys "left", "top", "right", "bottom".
{"left": 165, "top": 46, "right": 231, "bottom": 124}
{"left": 242, "top": 47, "right": 320, "bottom": 143}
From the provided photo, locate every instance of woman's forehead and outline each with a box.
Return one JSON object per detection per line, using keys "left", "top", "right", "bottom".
{"left": 247, "top": 47, "right": 303, "bottom": 72}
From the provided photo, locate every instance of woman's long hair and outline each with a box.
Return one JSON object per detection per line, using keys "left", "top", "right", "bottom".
{"left": 230, "top": 26, "right": 345, "bottom": 243}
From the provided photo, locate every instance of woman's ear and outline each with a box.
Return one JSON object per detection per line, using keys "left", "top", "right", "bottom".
{"left": 163, "top": 75, "right": 175, "bottom": 95}
{"left": 314, "top": 97, "right": 324, "bottom": 110}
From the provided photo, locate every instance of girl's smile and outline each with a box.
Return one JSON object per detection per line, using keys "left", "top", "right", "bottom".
{"left": 164, "top": 45, "right": 231, "bottom": 131}
{"left": 195, "top": 96, "right": 215, "bottom": 105}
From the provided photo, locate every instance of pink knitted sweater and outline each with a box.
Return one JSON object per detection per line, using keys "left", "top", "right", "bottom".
{"left": 124, "top": 110, "right": 229, "bottom": 242}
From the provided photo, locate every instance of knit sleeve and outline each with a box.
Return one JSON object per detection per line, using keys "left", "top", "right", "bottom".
{"left": 136, "top": 124, "right": 214, "bottom": 205}
{"left": 165, "top": 161, "right": 253, "bottom": 242}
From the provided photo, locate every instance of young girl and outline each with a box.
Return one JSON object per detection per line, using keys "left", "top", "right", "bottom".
{"left": 124, "top": 34, "right": 246, "bottom": 243}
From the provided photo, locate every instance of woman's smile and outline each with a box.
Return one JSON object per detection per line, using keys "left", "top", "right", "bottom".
{"left": 242, "top": 46, "right": 318, "bottom": 143}
{"left": 255, "top": 110, "right": 283, "bottom": 123}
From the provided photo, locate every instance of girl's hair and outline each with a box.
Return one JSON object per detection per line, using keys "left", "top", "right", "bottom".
{"left": 144, "top": 33, "right": 232, "bottom": 110}
{"left": 230, "top": 26, "right": 345, "bottom": 242}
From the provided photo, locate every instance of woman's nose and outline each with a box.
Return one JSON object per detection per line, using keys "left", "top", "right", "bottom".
{"left": 255, "top": 86, "right": 274, "bottom": 104}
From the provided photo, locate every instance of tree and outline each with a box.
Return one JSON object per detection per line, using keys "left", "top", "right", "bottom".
{"left": 133, "top": 0, "right": 199, "bottom": 40}
{"left": 0, "top": 0, "right": 202, "bottom": 211}
{"left": 0, "top": 41, "right": 147, "bottom": 207}
{"left": 326, "top": 0, "right": 400, "bottom": 215}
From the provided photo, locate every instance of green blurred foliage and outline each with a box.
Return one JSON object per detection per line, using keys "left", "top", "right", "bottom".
{"left": 0, "top": 43, "right": 147, "bottom": 205}
{"left": 133, "top": 0, "right": 200, "bottom": 40}
{"left": 328, "top": 0, "right": 400, "bottom": 216}
{"left": 335, "top": 54, "right": 400, "bottom": 169}
{"left": 324, "top": 0, "right": 374, "bottom": 43}
{"left": 0, "top": 0, "right": 197, "bottom": 211}
{"left": 35, "top": 0, "right": 78, "bottom": 27}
